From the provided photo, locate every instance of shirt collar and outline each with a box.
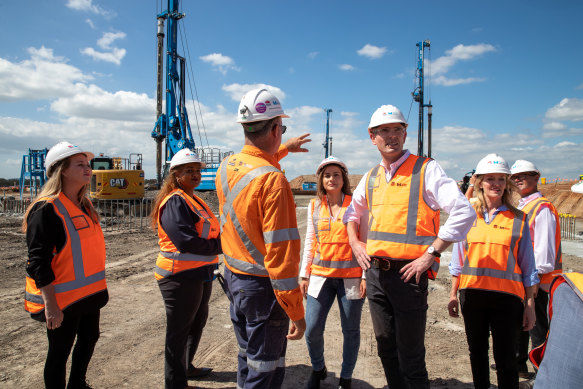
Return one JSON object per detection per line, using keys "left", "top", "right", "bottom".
{"left": 517, "top": 191, "right": 542, "bottom": 209}
{"left": 241, "top": 145, "right": 281, "bottom": 170}
{"left": 483, "top": 204, "right": 509, "bottom": 223}
{"left": 380, "top": 149, "right": 411, "bottom": 173}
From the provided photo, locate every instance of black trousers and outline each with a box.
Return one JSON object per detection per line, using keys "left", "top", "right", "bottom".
{"left": 44, "top": 309, "right": 101, "bottom": 389}
{"left": 460, "top": 289, "right": 523, "bottom": 389}
{"left": 158, "top": 274, "right": 212, "bottom": 389}
{"left": 366, "top": 267, "right": 429, "bottom": 389}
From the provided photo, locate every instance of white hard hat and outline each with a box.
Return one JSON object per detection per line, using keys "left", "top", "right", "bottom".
{"left": 236, "top": 88, "right": 289, "bottom": 124}
{"left": 316, "top": 156, "right": 348, "bottom": 175}
{"left": 368, "top": 105, "right": 407, "bottom": 129}
{"left": 45, "top": 141, "right": 95, "bottom": 177}
{"left": 170, "top": 148, "right": 205, "bottom": 169}
{"left": 510, "top": 160, "right": 540, "bottom": 176}
{"left": 475, "top": 153, "right": 511, "bottom": 175}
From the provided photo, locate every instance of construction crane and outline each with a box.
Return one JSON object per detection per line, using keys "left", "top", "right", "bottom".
{"left": 323, "top": 108, "right": 333, "bottom": 158}
{"left": 151, "top": 0, "right": 231, "bottom": 190}
{"left": 412, "top": 40, "right": 433, "bottom": 158}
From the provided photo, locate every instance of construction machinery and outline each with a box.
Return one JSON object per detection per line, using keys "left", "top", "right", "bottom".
{"left": 151, "top": 0, "right": 231, "bottom": 190}
{"left": 19, "top": 148, "right": 48, "bottom": 200}
{"left": 412, "top": 40, "right": 433, "bottom": 158}
{"left": 90, "top": 153, "right": 144, "bottom": 200}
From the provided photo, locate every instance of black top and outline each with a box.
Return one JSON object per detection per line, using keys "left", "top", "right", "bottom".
{"left": 158, "top": 194, "right": 222, "bottom": 281}
{"left": 26, "top": 200, "right": 108, "bottom": 321}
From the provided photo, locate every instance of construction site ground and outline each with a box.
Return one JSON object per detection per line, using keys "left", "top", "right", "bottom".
{"left": 1, "top": 193, "right": 582, "bottom": 389}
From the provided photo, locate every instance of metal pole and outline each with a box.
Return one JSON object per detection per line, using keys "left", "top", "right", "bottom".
{"left": 427, "top": 102, "right": 433, "bottom": 158}
{"left": 324, "top": 109, "right": 332, "bottom": 158}
{"left": 156, "top": 17, "right": 165, "bottom": 188}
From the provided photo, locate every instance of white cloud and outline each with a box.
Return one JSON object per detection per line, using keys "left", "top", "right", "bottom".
{"left": 85, "top": 18, "right": 95, "bottom": 29}
{"left": 81, "top": 31, "right": 127, "bottom": 65}
{"left": 339, "top": 64, "right": 355, "bottom": 71}
{"left": 542, "top": 121, "right": 567, "bottom": 131}
{"left": 357, "top": 44, "right": 387, "bottom": 59}
{"left": 221, "top": 83, "right": 286, "bottom": 102}
{"left": 308, "top": 52, "right": 319, "bottom": 59}
{"left": 0, "top": 47, "right": 91, "bottom": 101}
{"left": 545, "top": 98, "right": 583, "bottom": 122}
{"left": 576, "top": 83, "right": 583, "bottom": 90}
{"left": 200, "top": 53, "right": 240, "bottom": 75}
{"left": 430, "top": 43, "right": 496, "bottom": 86}
{"left": 555, "top": 141, "right": 576, "bottom": 148}
{"left": 66, "top": 0, "right": 110, "bottom": 16}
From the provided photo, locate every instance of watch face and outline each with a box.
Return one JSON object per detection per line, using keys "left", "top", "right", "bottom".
{"left": 428, "top": 246, "right": 435, "bottom": 254}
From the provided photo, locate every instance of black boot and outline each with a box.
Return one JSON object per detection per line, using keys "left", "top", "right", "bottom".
{"left": 306, "top": 366, "right": 327, "bottom": 389}
{"left": 338, "top": 377, "right": 352, "bottom": 389}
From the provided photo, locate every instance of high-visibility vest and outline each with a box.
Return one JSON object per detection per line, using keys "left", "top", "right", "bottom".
{"left": 365, "top": 155, "right": 440, "bottom": 279}
{"left": 309, "top": 196, "right": 361, "bottom": 278}
{"left": 216, "top": 151, "right": 300, "bottom": 293}
{"left": 155, "top": 189, "right": 219, "bottom": 280}
{"left": 522, "top": 196, "right": 562, "bottom": 291}
{"left": 530, "top": 272, "right": 583, "bottom": 368}
{"left": 459, "top": 209, "right": 527, "bottom": 299}
{"left": 24, "top": 193, "right": 107, "bottom": 314}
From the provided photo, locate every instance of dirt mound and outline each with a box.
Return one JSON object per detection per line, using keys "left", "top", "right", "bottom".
{"left": 540, "top": 183, "right": 583, "bottom": 218}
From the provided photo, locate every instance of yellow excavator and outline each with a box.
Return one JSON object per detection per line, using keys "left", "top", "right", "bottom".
{"left": 90, "top": 153, "right": 144, "bottom": 200}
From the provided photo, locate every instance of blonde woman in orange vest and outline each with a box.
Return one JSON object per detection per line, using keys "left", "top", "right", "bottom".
{"left": 23, "top": 141, "right": 106, "bottom": 389}
{"left": 150, "top": 149, "right": 221, "bottom": 389}
{"left": 448, "top": 153, "right": 539, "bottom": 389}
{"left": 300, "top": 156, "right": 365, "bottom": 389}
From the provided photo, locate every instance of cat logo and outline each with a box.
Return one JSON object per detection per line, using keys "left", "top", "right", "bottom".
{"left": 110, "top": 178, "right": 129, "bottom": 189}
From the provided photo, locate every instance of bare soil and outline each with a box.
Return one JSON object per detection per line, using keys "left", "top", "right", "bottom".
{"left": 1, "top": 195, "right": 582, "bottom": 389}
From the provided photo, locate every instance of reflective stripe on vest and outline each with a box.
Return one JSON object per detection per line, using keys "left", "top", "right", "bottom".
{"left": 24, "top": 195, "right": 106, "bottom": 313}
{"left": 310, "top": 197, "right": 361, "bottom": 278}
{"left": 218, "top": 156, "right": 300, "bottom": 279}
{"left": 523, "top": 197, "right": 563, "bottom": 291}
{"left": 460, "top": 210, "right": 526, "bottom": 298}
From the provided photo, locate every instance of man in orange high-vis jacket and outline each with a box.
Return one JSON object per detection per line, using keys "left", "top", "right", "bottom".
{"left": 216, "top": 88, "right": 310, "bottom": 389}
{"left": 529, "top": 273, "right": 583, "bottom": 389}
{"left": 344, "top": 104, "right": 475, "bottom": 389}
{"left": 510, "top": 160, "right": 562, "bottom": 380}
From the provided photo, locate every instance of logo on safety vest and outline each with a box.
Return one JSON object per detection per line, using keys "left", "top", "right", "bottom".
{"left": 110, "top": 178, "right": 129, "bottom": 189}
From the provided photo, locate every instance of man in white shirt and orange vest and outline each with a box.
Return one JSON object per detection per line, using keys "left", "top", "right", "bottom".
{"left": 216, "top": 88, "right": 310, "bottom": 389}
{"left": 510, "top": 160, "right": 562, "bottom": 382}
{"left": 343, "top": 104, "right": 476, "bottom": 389}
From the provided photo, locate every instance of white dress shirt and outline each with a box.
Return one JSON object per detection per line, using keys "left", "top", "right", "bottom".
{"left": 343, "top": 150, "right": 475, "bottom": 243}
{"left": 517, "top": 191, "right": 557, "bottom": 275}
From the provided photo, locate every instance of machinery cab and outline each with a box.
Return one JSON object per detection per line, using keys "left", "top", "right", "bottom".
{"left": 90, "top": 153, "right": 145, "bottom": 200}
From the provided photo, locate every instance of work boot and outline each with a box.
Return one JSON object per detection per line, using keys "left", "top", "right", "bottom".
{"left": 186, "top": 366, "right": 212, "bottom": 379}
{"left": 338, "top": 377, "right": 352, "bottom": 389}
{"left": 66, "top": 380, "right": 92, "bottom": 389}
{"left": 305, "top": 366, "right": 327, "bottom": 389}
{"left": 519, "top": 378, "right": 536, "bottom": 389}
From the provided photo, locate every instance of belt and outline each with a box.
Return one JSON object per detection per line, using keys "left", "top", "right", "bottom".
{"left": 370, "top": 257, "right": 412, "bottom": 272}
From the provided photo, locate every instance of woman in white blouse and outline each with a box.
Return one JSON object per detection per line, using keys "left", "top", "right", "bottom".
{"left": 300, "top": 156, "right": 365, "bottom": 389}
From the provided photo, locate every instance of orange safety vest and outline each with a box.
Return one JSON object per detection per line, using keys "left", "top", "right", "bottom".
{"left": 530, "top": 272, "right": 583, "bottom": 368}
{"left": 309, "top": 196, "right": 362, "bottom": 278}
{"left": 216, "top": 146, "right": 303, "bottom": 322}
{"left": 522, "top": 196, "right": 563, "bottom": 291}
{"left": 365, "top": 155, "right": 440, "bottom": 279}
{"left": 155, "top": 189, "right": 219, "bottom": 280}
{"left": 24, "top": 193, "right": 107, "bottom": 314}
{"left": 459, "top": 209, "right": 527, "bottom": 299}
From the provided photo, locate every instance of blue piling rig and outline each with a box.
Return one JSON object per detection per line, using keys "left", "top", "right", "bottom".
{"left": 151, "top": 0, "right": 226, "bottom": 190}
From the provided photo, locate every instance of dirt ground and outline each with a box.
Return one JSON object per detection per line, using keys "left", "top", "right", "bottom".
{"left": 1, "top": 194, "right": 582, "bottom": 389}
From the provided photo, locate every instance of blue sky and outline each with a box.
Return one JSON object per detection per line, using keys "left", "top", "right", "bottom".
{"left": 1, "top": 0, "right": 582, "bottom": 182}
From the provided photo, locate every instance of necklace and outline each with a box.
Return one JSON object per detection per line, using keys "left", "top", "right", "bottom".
{"left": 326, "top": 193, "right": 344, "bottom": 221}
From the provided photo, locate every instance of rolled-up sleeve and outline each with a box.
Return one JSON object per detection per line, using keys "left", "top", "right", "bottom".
{"left": 448, "top": 241, "right": 465, "bottom": 277}
{"left": 517, "top": 221, "right": 540, "bottom": 287}
{"left": 424, "top": 160, "right": 476, "bottom": 242}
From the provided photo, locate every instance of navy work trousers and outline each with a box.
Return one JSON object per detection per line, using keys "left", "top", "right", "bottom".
{"left": 225, "top": 267, "right": 289, "bottom": 389}
{"left": 158, "top": 273, "right": 212, "bottom": 389}
{"left": 366, "top": 266, "right": 430, "bottom": 389}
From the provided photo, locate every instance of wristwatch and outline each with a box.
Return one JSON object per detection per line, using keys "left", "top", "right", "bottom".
{"left": 427, "top": 246, "right": 441, "bottom": 258}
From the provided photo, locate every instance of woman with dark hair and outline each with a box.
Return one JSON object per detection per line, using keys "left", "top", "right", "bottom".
{"left": 300, "top": 156, "right": 365, "bottom": 389}
{"left": 24, "top": 141, "right": 106, "bottom": 389}
{"left": 448, "top": 153, "right": 538, "bottom": 389}
{"left": 150, "top": 149, "right": 221, "bottom": 389}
